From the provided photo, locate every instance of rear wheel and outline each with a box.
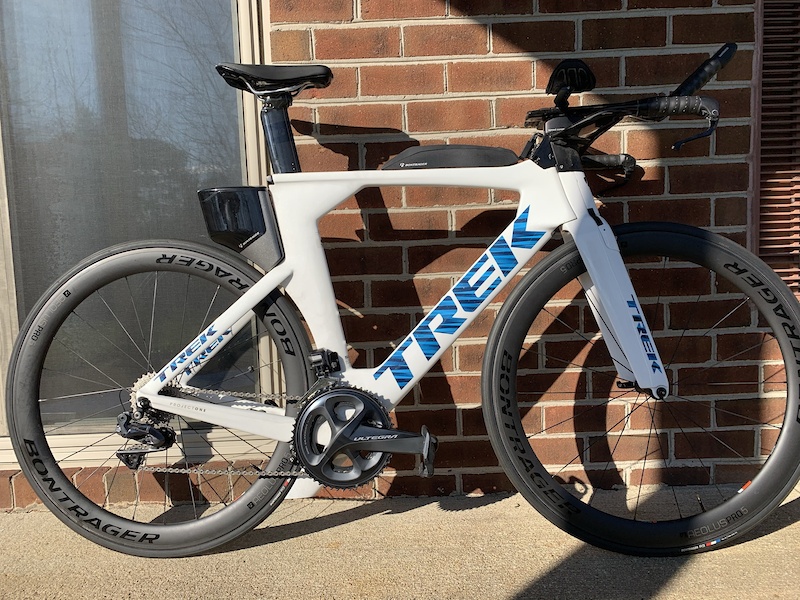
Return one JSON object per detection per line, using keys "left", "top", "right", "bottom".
{"left": 7, "top": 240, "right": 312, "bottom": 556}
{"left": 483, "top": 223, "right": 800, "bottom": 555}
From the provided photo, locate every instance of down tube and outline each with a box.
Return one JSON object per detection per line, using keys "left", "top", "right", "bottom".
{"left": 354, "top": 206, "right": 554, "bottom": 405}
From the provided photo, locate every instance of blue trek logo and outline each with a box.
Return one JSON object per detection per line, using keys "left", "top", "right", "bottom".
{"left": 157, "top": 325, "right": 232, "bottom": 382}
{"left": 375, "top": 207, "right": 544, "bottom": 389}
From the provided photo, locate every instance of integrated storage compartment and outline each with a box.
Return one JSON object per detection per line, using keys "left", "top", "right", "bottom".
{"left": 198, "top": 186, "right": 284, "bottom": 270}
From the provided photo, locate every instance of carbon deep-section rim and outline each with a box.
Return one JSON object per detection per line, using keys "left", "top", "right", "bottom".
{"left": 7, "top": 240, "right": 312, "bottom": 556}
{"left": 482, "top": 223, "right": 800, "bottom": 556}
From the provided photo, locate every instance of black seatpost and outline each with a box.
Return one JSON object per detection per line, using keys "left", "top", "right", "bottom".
{"left": 260, "top": 94, "right": 301, "bottom": 174}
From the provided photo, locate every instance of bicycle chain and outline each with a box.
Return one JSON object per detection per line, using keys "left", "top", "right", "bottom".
{"left": 135, "top": 383, "right": 311, "bottom": 479}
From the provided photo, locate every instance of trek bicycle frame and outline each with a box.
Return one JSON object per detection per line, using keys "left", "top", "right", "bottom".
{"left": 137, "top": 159, "right": 669, "bottom": 442}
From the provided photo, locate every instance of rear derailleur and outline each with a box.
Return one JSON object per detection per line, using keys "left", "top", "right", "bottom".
{"left": 115, "top": 407, "right": 175, "bottom": 470}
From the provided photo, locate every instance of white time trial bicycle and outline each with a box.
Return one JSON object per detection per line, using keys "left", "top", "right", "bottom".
{"left": 9, "top": 42, "right": 800, "bottom": 558}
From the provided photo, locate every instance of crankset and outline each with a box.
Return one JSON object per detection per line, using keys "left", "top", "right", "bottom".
{"left": 294, "top": 386, "right": 438, "bottom": 488}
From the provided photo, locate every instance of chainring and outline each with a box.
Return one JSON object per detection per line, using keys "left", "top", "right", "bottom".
{"left": 293, "top": 386, "right": 392, "bottom": 489}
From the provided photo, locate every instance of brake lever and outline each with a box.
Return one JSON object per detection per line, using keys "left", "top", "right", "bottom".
{"left": 672, "top": 117, "right": 718, "bottom": 151}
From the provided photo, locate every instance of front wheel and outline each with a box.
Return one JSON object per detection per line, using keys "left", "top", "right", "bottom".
{"left": 7, "top": 240, "right": 312, "bottom": 557}
{"left": 482, "top": 222, "right": 800, "bottom": 555}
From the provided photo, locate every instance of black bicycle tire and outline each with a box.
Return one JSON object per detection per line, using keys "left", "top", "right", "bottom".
{"left": 482, "top": 222, "right": 800, "bottom": 555}
{"left": 7, "top": 240, "right": 313, "bottom": 557}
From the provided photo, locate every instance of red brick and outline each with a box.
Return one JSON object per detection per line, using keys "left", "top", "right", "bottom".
{"left": 403, "top": 23, "right": 488, "bottom": 57}
{"left": 601, "top": 166, "right": 665, "bottom": 197}
{"left": 454, "top": 207, "right": 515, "bottom": 238}
{"left": 361, "top": 0, "right": 444, "bottom": 19}
{"left": 626, "top": 127, "right": 709, "bottom": 159}
{"left": 270, "top": 0, "right": 353, "bottom": 23}
{"left": 629, "top": 466, "right": 712, "bottom": 486}
{"left": 197, "top": 470, "right": 234, "bottom": 505}
{"left": 333, "top": 280, "right": 365, "bottom": 309}
{"left": 408, "top": 245, "right": 483, "bottom": 275}
{"left": 544, "top": 403, "right": 628, "bottom": 434}
{"left": 326, "top": 246, "right": 403, "bottom": 276}
{"left": 0, "top": 470, "right": 16, "bottom": 510}
{"left": 450, "top": 0, "right": 534, "bottom": 16}
{"left": 448, "top": 61, "right": 532, "bottom": 93}
{"left": 317, "top": 103, "right": 403, "bottom": 136}
{"left": 315, "top": 27, "right": 400, "bottom": 60}
{"left": 319, "top": 211, "right": 365, "bottom": 241}
{"left": 372, "top": 277, "right": 452, "bottom": 309}
{"left": 136, "top": 470, "right": 168, "bottom": 503}
{"left": 715, "top": 87, "right": 752, "bottom": 118}
{"left": 394, "top": 408, "right": 458, "bottom": 437}
{"left": 715, "top": 398, "right": 785, "bottom": 428}
{"left": 74, "top": 467, "right": 111, "bottom": 506}
{"left": 406, "top": 186, "right": 490, "bottom": 207}
{"left": 296, "top": 142, "right": 359, "bottom": 172}
{"left": 627, "top": 400, "right": 712, "bottom": 430}
{"left": 436, "top": 440, "right": 498, "bottom": 468}
{"left": 271, "top": 29, "right": 311, "bottom": 62}
{"left": 582, "top": 17, "right": 667, "bottom": 50}
{"left": 345, "top": 188, "right": 404, "bottom": 210}
{"left": 407, "top": 99, "right": 492, "bottom": 133}
{"left": 492, "top": 21, "right": 575, "bottom": 54}
{"left": 305, "top": 67, "right": 358, "bottom": 99}
{"left": 715, "top": 125, "right": 751, "bottom": 155}
{"left": 528, "top": 436, "right": 585, "bottom": 466}
{"left": 588, "top": 433, "right": 669, "bottom": 462}
{"left": 669, "top": 163, "right": 749, "bottom": 194}
{"left": 361, "top": 64, "right": 444, "bottom": 97}
{"left": 716, "top": 49, "right": 753, "bottom": 82}
{"left": 495, "top": 96, "right": 553, "bottom": 128}
{"left": 315, "top": 484, "right": 375, "bottom": 500}
{"left": 625, "top": 53, "right": 707, "bottom": 87}
{"left": 378, "top": 473, "right": 456, "bottom": 496}
{"left": 677, "top": 365, "right": 759, "bottom": 396}
{"left": 540, "top": 0, "right": 621, "bottom": 10}
{"left": 462, "top": 406, "right": 490, "bottom": 436}
{"left": 12, "top": 472, "right": 41, "bottom": 508}
{"left": 674, "top": 430, "right": 755, "bottom": 459}
{"left": 462, "top": 472, "right": 516, "bottom": 495}
{"left": 104, "top": 468, "right": 137, "bottom": 505}
{"left": 370, "top": 210, "right": 450, "bottom": 241}
{"left": 418, "top": 373, "right": 482, "bottom": 405}
{"left": 629, "top": 197, "right": 711, "bottom": 226}
{"left": 714, "top": 196, "right": 748, "bottom": 227}
{"left": 342, "top": 312, "right": 411, "bottom": 343}
{"left": 673, "top": 12, "right": 755, "bottom": 45}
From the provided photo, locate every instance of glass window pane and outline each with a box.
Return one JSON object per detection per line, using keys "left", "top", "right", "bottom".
{"left": 0, "top": 0, "right": 243, "bottom": 317}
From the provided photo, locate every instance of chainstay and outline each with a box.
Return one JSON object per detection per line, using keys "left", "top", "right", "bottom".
{"left": 141, "top": 378, "right": 340, "bottom": 478}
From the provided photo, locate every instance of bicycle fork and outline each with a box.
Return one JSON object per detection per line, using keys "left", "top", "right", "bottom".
{"left": 559, "top": 172, "right": 669, "bottom": 399}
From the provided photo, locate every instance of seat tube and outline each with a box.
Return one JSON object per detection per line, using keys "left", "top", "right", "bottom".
{"left": 260, "top": 95, "right": 301, "bottom": 174}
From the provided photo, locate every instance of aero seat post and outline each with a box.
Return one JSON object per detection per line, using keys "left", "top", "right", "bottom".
{"left": 260, "top": 93, "right": 301, "bottom": 174}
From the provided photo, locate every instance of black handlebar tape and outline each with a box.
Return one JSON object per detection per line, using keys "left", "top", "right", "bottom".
{"left": 636, "top": 96, "right": 720, "bottom": 120}
{"left": 581, "top": 154, "right": 636, "bottom": 170}
{"left": 672, "top": 42, "right": 738, "bottom": 97}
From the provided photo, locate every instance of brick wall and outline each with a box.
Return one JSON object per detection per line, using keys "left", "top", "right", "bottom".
{"left": 0, "top": 1, "right": 756, "bottom": 511}
{"left": 268, "top": 0, "right": 756, "bottom": 499}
